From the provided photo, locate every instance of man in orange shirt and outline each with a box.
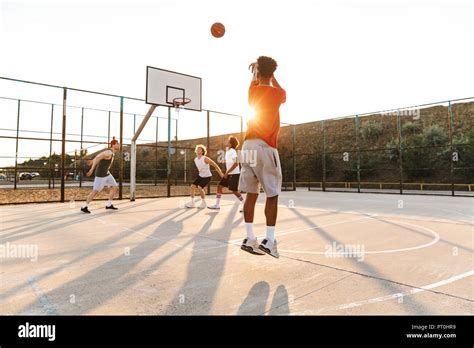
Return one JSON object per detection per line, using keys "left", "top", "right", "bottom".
{"left": 239, "top": 56, "right": 286, "bottom": 258}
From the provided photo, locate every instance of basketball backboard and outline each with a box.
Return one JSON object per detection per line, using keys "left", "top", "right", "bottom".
{"left": 146, "top": 66, "right": 202, "bottom": 112}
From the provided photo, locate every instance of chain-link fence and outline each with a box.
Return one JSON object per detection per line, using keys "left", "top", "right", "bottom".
{"left": 287, "top": 99, "right": 473, "bottom": 196}
{"left": 1, "top": 76, "right": 472, "bottom": 204}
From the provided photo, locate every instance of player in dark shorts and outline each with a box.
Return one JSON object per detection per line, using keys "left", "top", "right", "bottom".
{"left": 81, "top": 137, "right": 120, "bottom": 213}
{"left": 184, "top": 144, "right": 223, "bottom": 209}
{"left": 208, "top": 136, "right": 244, "bottom": 211}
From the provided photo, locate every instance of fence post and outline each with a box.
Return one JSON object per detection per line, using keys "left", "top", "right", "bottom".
{"left": 60, "top": 87, "right": 67, "bottom": 202}
{"left": 14, "top": 100, "right": 20, "bottom": 190}
{"left": 155, "top": 116, "right": 158, "bottom": 186}
{"left": 107, "top": 111, "right": 111, "bottom": 145}
{"left": 167, "top": 107, "right": 172, "bottom": 198}
{"left": 397, "top": 111, "right": 403, "bottom": 194}
{"left": 322, "top": 120, "right": 326, "bottom": 192}
{"left": 119, "top": 97, "right": 124, "bottom": 200}
{"left": 448, "top": 101, "right": 454, "bottom": 197}
{"left": 292, "top": 124, "right": 296, "bottom": 191}
{"left": 356, "top": 114, "right": 361, "bottom": 193}
{"left": 79, "top": 107, "right": 84, "bottom": 188}
{"left": 48, "top": 104, "right": 54, "bottom": 189}
{"left": 206, "top": 110, "right": 211, "bottom": 195}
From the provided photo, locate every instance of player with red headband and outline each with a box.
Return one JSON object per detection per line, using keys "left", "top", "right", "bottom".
{"left": 80, "top": 137, "right": 120, "bottom": 213}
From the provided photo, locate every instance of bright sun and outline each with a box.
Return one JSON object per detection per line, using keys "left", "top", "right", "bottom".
{"left": 243, "top": 105, "right": 255, "bottom": 124}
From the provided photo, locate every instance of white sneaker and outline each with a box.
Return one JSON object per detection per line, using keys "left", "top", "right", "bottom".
{"left": 208, "top": 204, "right": 220, "bottom": 210}
{"left": 259, "top": 238, "right": 280, "bottom": 258}
{"left": 240, "top": 238, "right": 265, "bottom": 255}
{"left": 198, "top": 200, "right": 207, "bottom": 209}
{"left": 185, "top": 201, "right": 195, "bottom": 208}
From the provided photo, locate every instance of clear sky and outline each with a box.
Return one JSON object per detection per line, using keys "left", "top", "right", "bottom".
{"left": 0, "top": 0, "right": 473, "bottom": 166}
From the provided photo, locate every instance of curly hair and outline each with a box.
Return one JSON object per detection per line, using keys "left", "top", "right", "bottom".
{"left": 228, "top": 136, "right": 240, "bottom": 149}
{"left": 195, "top": 144, "right": 207, "bottom": 156}
{"left": 257, "top": 56, "right": 278, "bottom": 78}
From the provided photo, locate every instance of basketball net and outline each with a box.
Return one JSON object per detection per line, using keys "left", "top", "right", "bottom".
{"left": 172, "top": 97, "right": 191, "bottom": 115}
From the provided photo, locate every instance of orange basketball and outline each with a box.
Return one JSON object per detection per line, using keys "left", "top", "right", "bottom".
{"left": 211, "top": 22, "right": 225, "bottom": 38}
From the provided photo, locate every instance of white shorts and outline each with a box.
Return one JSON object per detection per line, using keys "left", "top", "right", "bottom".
{"left": 238, "top": 139, "right": 282, "bottom": 197}
{"left": 93, "top": 174, "right": 118, "bottom": 192}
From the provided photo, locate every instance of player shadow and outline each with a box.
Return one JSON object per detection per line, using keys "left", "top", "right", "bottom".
{"left": 237, "top": 283, "right": 290, "bottom": 315}
{"left": 286, "top": 208, "right": 433, "bottom": 314}
{"left": 1, "top": 204, "right": 70, "bottom": 222}
{"left": 237, "top": 281, "right": 270, "bottom": 315}
{"left": 1, "top": 202, "right": 182, "bottom": 302}
{"left": 1, "top": 199, "right": 157, "bottom": 242}
{"left": 267, "top": 285, "right": 290, "bottom": 315}
{"left": 162, "top": 203, "right": 242, "bottom": 315}
{"left": 15, "top": 207, "right": 201, "bottom": 314}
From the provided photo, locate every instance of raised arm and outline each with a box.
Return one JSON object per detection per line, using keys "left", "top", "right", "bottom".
{"left": 249, "top": 62, "right": 258, "bottom": 89}
{"left": 272, "top": 74, "right": 286, "bottom": 103}
{"left": 271, "top": 74, "right": 283, "bottom": 89}
{"left": 205, "top": 157, "right": 224, "bottom": 177}
{"left": 248, "top": 62, "right": 258, "bottom": 107}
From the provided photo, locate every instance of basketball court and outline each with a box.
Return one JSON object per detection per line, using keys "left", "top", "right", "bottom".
{"left": 0, "top": 15, "right": 472, "bottom": 319}
{"left": 1, "top": 190, "right": 472, "bottom": 315}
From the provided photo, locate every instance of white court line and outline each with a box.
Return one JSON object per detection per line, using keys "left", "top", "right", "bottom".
{"left": 27, "top": 276, "right": 58, "bottom": 315}
{"left": 229, "top": 215, "right": 377, "bottom": 244}
{"left": 306, "top": 270, "right": 474, "bottom": 314}
{"left": 279, "top": 219, "right": 440, "bottom": 255}
{"left": 227, "top": 214, "right": 377, "bottom": 244}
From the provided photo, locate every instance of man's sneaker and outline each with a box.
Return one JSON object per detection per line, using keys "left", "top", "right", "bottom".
{"left": 81, "top": 206, "right": 91, "bottom": 214}
{"left": 240, "top": 238, "right": 265, "bottom": 255}
{"left": 198, "top": 200, "right": 207, "bottom": 209}
{"left": 185, "top": 201, "right": 195, "bottom": 208}
{"left": 207, "top": 204, "right": 220, "bottom": 210}
{"left": 106, "top": 204, "right": 118, "bottom": 210}
{"left": 259, "top": 238, "right": 280, "bottom": 258}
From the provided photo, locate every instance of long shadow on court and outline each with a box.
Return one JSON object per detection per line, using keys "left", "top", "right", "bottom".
{"left": 15, "top": 207, "right": 201, "bottom": 314}
{"left": 1, "top": 204, "right": 187, "bottom": 302}
{"left": 0, "top": 200, "right": 157, "bottom": 242}
{"left": 162, "top": 203, "right": 242, "bottom": 315}
{"left": 0, "top": 202, "right": 145, "bottom": 230}
{"left": 1, "top": 204, "right": 72, "bottom": 222}
{"left": 279, "top": 208, "right": 433, "bottom": 314}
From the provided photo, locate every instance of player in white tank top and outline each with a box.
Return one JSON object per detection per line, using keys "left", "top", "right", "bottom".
{"left": 208, "top": 136, "right": 245, "bottom": 211}
{"left": 194, "top": 156, "right": 212, "bottom": 178}
{"left": 185, "top": 144, "right": 223, "bottom": 209}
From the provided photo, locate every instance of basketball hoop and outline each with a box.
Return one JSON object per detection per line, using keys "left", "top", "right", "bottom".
{"left": 173, "top": 97, "right": 191, "bottom": 114}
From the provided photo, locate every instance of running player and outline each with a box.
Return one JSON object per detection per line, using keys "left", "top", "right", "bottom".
{"left": 208, "top": 136, "right": 244, "bottom": 211}
{"left": 185, "top": 144, "right": 224, "bottom": 209}
{"left": 80, "top": 137, "right": 120, "bottom": 213}
{"left": 239, "top": 56, "right": 286, "bottom": 258}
